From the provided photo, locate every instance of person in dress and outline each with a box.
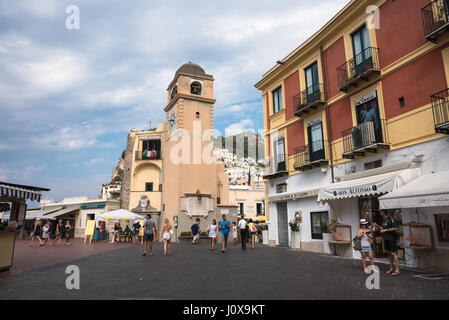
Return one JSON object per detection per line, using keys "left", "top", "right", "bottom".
{"left": 64, "top": 220, "right": 72, "bottom": 246}
{"left": 206, "top": 219, "right": 218, "bottom": 251}
{"left": 53, "top": 219, "right": 64, "bottom": 245}
{"left": 161, "top": 218, "right": 173, "bottom": 256}
{"left": 30, "top": 219, "right": 43, "bottom": 247}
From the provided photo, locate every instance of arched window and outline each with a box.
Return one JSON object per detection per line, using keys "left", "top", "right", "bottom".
{"left": 170, "top": 85, "right": 178, "bottom": 100}
{"left": 190, "top": 81, "right": 202, "bottom": 95}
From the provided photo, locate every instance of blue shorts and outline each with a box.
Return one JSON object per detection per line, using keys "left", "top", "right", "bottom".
{"left": 221, "top": 231, "right": 229, "bottom": 238}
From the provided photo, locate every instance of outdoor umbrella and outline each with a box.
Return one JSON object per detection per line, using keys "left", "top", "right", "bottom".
{"left": 96, "top": 209, "right": 145, "bottom": 220}
{"left": 254, "top": 216, "right": 266, "bottom": 223}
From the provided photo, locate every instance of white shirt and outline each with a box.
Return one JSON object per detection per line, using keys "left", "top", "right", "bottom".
{"left": 238, "top": 219, "right": 247, "bottom": 229}
{"left": 207, "top": 224, "right": 218, "bottom": 238}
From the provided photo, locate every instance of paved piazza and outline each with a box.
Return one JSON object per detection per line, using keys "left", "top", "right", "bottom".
{"left": 0, "top": 240, "right": 448, "bottom": 300}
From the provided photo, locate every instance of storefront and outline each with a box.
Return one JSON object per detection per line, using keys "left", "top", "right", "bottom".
{"left": 0, "top": 182, "right": 49, "bottom": 271}
{"left": 317, "top": 168, "right": 421, "bottom": 259}
{"left": 379, "top": 170, "right": 449, "bottom": 271}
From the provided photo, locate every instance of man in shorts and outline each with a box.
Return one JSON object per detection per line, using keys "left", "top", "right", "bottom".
{"left": 143, "top": 214, "right": 157, "bottom": 256}
{"left": 219, "top": 215, "right": 231, "bottom": 253}
{"left": 191, "top": 218, "right": 200, "bottom": 245}
{"left": 375, "top": 210, "right": 400, "bottom": 276}
{"left": 132, "top": 220, "right": 141, "bottom": 243}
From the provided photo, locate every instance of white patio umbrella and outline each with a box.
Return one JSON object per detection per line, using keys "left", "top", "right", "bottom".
{"left": 96, "top": 209, "right": 145, "bottom": 220}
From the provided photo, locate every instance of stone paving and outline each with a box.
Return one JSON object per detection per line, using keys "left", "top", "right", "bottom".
{"left": 0, "top": 241, "right": 448, "bottom": 300}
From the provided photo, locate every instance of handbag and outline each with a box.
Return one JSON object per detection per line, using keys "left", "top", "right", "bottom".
{"left": 43, "top": 226, "right": 49, "bottom": 233}
{"left": 353, "top": 236, "right": 362, "bottom": 251}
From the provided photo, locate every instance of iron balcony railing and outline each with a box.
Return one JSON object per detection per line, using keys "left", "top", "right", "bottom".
{"left": 342, "top": 119, "right": 389, "bottom": 155}
{"left": 422, "top": 0, "right": 449, "bottom": 42}
{"left": 293, "top": 83, "right": 325, "bottom": 115}
{"left": 293, "top": 140, "right": 329, "bottom": 170}
{"left": 135, "top": 150, "right": 161, "bottom": 161}
{"left": 431, "top": 88, "right": 449, "bottom": 133}
{"left": 337, "top": 47, "right": 380, "bottom": 91}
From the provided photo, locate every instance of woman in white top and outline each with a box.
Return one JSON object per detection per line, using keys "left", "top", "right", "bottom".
{"left": 357, "top": 218, "right": 376, "bottom": 274}
{"left": 42, "top": 222, "right": 51, "bottom": 247}
{"left": 206, "top": 219, "right": 218, "bottom": 251}
{"left": 161, "top": 218, "right": 173, "bottom": 256}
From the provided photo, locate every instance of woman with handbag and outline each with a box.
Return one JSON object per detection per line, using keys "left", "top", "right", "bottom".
{"left": 161, "top": 218, "right": 173, "bottom": 256}
{"left": 42, "top": 222, "right": 51, "bottom": 247}
{"left": 357, "top": 219, "right": 376, "bottom": 274}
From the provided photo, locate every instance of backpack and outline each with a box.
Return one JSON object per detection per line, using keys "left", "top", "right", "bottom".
{"left": 353, "top": 236, "right": 362, "bottom": 251}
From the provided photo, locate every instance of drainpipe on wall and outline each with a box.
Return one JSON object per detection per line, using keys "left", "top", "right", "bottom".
{"left": 320, "top": 45, "right": 335, "bottom": 184}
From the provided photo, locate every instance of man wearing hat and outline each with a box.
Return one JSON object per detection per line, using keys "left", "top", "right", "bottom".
{"left": 357, "top": 218, "right": 376, "bottom": 274}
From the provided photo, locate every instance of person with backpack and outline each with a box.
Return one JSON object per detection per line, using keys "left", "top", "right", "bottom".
{"left": 374, "top": 210, "right": 400, "bottom": 276}
{"left": 356, "top": 219, "right": 376, "bottom": 274}
{"left": 142, "top": 214, "right": 157, "bottom": 256}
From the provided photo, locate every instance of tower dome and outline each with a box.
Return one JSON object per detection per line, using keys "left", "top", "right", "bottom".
{"left": 174, "top": 62, "right": 213, "bottom": 79}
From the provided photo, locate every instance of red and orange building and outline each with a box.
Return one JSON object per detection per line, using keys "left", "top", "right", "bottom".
{"left": 256, "top": 0, "right": 449, "bottom": 270}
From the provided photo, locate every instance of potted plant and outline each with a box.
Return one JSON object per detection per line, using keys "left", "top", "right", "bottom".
{"left": 288, "top": 219, "right": 301, "bottom": 250}
{"left": 321, "top": 222, "right": 334, "bottom": 254}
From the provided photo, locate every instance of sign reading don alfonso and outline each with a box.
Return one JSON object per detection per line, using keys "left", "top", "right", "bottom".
{"left": 318, "top": 177, "right": 396, "bottom": 202}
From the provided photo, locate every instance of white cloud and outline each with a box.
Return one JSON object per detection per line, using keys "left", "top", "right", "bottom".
{"left": 225, "top": 119, "right": 255, "bottom": 136}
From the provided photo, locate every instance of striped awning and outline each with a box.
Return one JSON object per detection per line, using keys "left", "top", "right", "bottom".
{"left": 0, "top": 184, "right": 43, "bottom": 202}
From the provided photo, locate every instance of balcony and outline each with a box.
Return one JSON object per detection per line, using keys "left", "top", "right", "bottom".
{"left": 135, "top": 150, "right": 161, "bottom": 161}
{"left": 293, "top": 140, "right": 329, "bottom": 171}
{"left": 422, "top": 0, "right": 449, "bottom": 42}
{"left": 293, "top": 83, "right": 325, "bottom": 117}
{"left": 341, "top": 120, "right": 390, "bottom": 159}
{"left": 263, "top": 154, "right": 289, "bottom": 180}
{"left": 431, "top": 88, "right": 449, "bottom": 134}
{"left": 337, "top": 47, "right": 380, "bottom": 93}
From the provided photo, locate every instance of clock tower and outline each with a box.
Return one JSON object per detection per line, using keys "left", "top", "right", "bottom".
{"left": 162, "top": 62, "right": 228, "bottom": 233}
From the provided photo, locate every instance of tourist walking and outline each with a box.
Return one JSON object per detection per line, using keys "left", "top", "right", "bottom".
{"left": 374, "top": 210, "right": 400, "bottom": 276}
{"left": 64, "top": 220, "right": 72, "bottom": 246}
{"left": 161, "top": 218, "right": 173, "bottom": 256}
{"left": 206, "top": 219, "right": 218, "bottom": 251}
{"left": 42, "top": 221, "right": 52, "bottom": 246}
{"left": 248, "top": 219, "right": 256, "bottom": 249}
{"left": 142, "top": 214, "right": 157, "bottom": 256}
{"left": 357, "top": 219, "right": 376, "bottom": 273}
{"left": 53, "top": 219, "right": 64, "bottom": 245}
{"left": 237, "top": 217, "right": 248, "bottom": 250}
{"left": 219, "top": 215, "right": 231, "bottom": 253}
{"left": 30, "top": 219, "right": 43, "bottom": 247}
{"left": 191, "top": 218, "right": 200, "bottom": 245}
{"left": 113, "top": 222, "right": 121, "bottom": 243}
{"left": 232, "top": 222, "right": 238, "bottom": 246}
{"left": 132, "top": 220, "right": 141, "bottom": 243}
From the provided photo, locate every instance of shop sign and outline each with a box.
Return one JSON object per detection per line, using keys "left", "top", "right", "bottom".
{"left": 319, "top": 177, "right": 395, "bottom": 201}
{"left": 355, "top": 91, "right": 377, "bottom": 106}
{"left": 269, "top": 189, "right": 318, "bottom": 202}
{"left": 80, "top": 204, "right": 105, "bottom": 209}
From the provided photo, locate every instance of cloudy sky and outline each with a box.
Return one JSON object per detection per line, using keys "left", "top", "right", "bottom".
{"left": 0, "top": 0, "right": 349, "bottom": 203}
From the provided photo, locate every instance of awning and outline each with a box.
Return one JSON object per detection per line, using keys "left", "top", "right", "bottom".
{"left": 0, "top": 183, "right": 47, "bottom": 202}
{"left": 317, "top": 168, "right": 421, "bottom": 202}
{"left": 25, "top": 207, "right": 63, "bottom": 220}
{"left": 44, "top": 207, "right": 79, "bottom": 219}
{"left": 96, "top": 209, "right": 145, "bottom": 220}
{"left": 379, "top": 170, "right": 449, "bottom": 209}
